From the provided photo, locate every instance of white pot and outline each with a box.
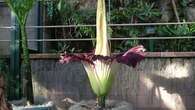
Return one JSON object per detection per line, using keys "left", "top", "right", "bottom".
{"left": 12, "top": 101, "right": 54, "bottom": 110}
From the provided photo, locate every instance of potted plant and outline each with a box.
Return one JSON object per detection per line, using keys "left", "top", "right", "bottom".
{"left": 60, "top": 0, "right": 145, "bottom": 109}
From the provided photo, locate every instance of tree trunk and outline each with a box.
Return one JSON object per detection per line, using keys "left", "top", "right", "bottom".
{"left": 0, "top": 74, "right": 12, "bottom": 110}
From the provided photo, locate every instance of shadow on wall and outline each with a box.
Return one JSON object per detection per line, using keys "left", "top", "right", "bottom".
{"left": 150, "top": 68, "right": 195, "bottom": 110}
{"left": 110, "top": 58, "right": 195, "bottom": 110}
{"left": 137, "top": 58, "right": 195, "bottom": 110}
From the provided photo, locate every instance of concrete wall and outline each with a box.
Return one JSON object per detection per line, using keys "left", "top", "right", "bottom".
{"left": 31, "top": 53, "right": 195, "bottom": 110}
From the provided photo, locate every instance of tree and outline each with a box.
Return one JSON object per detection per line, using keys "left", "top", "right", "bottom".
{"left": 5, "top": 0, "right": 35, "bottom": 104}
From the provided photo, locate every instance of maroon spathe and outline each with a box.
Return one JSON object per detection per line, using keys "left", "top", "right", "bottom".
{"left": 60, "top": 45, "right": 145, "bottom": 68}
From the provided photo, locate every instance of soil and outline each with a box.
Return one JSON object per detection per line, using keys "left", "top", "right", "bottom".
{"left": 69, "top": 100, "right": 133, "bottom": 110}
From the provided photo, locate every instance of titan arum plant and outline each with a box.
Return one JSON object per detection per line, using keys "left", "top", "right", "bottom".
{"left": 5, "top": 0, "right": 35, "bottom": 104}
{"left": 60, "top": 0, "right": 145, "bottom": 109}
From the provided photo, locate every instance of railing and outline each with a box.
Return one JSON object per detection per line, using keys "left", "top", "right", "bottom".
{"left": 1, "top": 22, "right": 195, "bottom": 42}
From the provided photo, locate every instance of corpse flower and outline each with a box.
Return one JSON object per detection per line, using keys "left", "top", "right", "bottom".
{"left": 60, "top": 0, "right": 145, "bottom": 109}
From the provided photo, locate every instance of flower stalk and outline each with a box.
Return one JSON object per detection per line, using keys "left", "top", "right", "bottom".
{"left": 97, "top": 96, "right": 106, "bottom": 110}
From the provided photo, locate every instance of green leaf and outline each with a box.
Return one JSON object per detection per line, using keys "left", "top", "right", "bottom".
{"left": 5, "top": 0, "right": 35, "bottom": 25}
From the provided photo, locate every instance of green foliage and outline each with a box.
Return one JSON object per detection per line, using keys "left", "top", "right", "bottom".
{"left": 179, "top": 0, "right": 188, "bottom": 7}
{"left": 45, "top": 0, "right": 161, "bottom": 53}
{"left": 157, "top": 24, "right": 195, "bottom": 37}
{"left": 45, "top": 1, "right": 96, "bottom": 53}
{"left": 0, "top": 59, "right": 21, "bottom": 100}
{"left": 110, "top": 0, "right": 160, "bottom": 52}
{"left": 111, "top": 0, "right": 161, "bottom": 23}
{"left": 46, "top": 1, "right": 56, "bottom": 18}
{"left": 5, "top": 0, "right": 35, "bottom": 25}
{"left": 0, "top": 59, "right": 7, "bottom": 74}
{"left": 49, "top": 42, "right": 80, "bottom": 53}
{"left": 58, "top": 2, "right": 96, "bottom": 38}
{"left": 132, "top": 1, "right": 161, "bottom": 21}
{"left": 155, "top": 23, "right": 195, "bottom": 51}
{"left": 45, "top": 0, "right": 194, "bottom": 52}
{"left": 114, "top": 27, "right": 140, "bottom": 52}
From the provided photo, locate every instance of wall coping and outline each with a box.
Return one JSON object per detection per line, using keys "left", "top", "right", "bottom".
{"left": 29, "top": 52, "right": 195, "bottom": 59}
{"left": 1, "top": 52, "right": 195, "bottom": 59}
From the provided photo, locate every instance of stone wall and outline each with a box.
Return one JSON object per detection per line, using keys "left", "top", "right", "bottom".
{"left": 31, "top": 53, "right": 195, "bottom": 110}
